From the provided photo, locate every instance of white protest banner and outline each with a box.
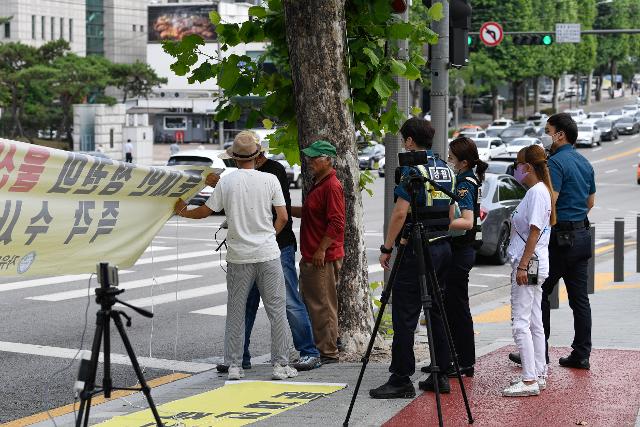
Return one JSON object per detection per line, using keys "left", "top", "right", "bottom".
{"left": 0, "top": 139, "right": 211, "bottom": 277}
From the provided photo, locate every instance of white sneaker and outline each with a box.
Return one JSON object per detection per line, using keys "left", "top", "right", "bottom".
{"left": 272, "top": 364, "right": 298, "bottom": 380}
{"left": 502, "top": 380, "right": 540, "bottom": 397}
{"left": 510, "top": 376, "right": 546, "bottom": 390}
{"left": 227, "top": 366, "right": 245, "bottom": 380}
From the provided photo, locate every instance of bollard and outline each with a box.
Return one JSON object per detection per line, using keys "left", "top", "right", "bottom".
{"left": 587, "top": 225, "right": 595, "bottom": 294}
{"left": 637, "top": 214, "right": 640, "bottom": 273}
{"left": 614, "top": 218, "right": 624, "bottom": 282}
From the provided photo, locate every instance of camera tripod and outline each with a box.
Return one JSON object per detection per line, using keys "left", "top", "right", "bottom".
{"left": 75, "top": 263, "right": 163, "bottom": 427}
{"left": 344, "top": 173, "right": 473, "bottom": 427}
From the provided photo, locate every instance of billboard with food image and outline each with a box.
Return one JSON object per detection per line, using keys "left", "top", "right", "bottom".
{"left": 148, "top": 4, "right": 217, "bottom": 42}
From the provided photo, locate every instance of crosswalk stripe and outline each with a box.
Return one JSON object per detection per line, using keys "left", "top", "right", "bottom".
{"left": 191, "top": 301, "right": 264, "bottom": 317}
{"left": 143, "top": 245, "right": 173, "bottom": 253}
{"left": 136, "top": 250, "right": 220, "bottom": 265}
{"left": 27, "top": 274, "right": 200, "bottom": 302}
{"left": 0, "top": 271, "right": 133, "bottom": 293}
{"left": 162, "top": 261, "right": 220, "bottom": 272}
{"left": 0, "top": 341, "right": 214, "bottom": 373}
{"left": 122, "top": 283, "right": 227, "bottom": 307}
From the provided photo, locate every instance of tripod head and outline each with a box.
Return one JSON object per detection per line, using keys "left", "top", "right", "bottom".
{"left": 95, "top": 263, "right": 153, "bottom": 319}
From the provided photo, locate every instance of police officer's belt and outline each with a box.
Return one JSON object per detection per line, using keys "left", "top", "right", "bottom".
{"left": 554, "top": 220, "right": 588, "bottom": 231}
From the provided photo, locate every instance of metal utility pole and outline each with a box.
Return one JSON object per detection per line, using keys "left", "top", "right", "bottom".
{"left": 383, "top": 6, "right": 410, "bottom": 281}
{"left": 430, "top": 0, "right": 450, "bottom": 158}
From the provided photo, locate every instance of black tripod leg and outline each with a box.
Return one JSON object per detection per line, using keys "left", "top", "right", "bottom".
{"left": 412, "top": 229, "right": 444, "bottom": 427}
{"left": 422, "top": 240, "right": 474, "bottom": 425}
{"left": 112, "top": 313, "right": 164, "bottom": 427}
{"left": 77, "top": 312, "right": 105, "bottom": 427}
{"left": 342, "top": 241, "right": 409, "bottom": 427}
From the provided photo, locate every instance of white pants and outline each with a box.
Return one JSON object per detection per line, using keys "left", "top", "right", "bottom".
{"left": 510, "top": 268, "right": 548, "bottom": 381}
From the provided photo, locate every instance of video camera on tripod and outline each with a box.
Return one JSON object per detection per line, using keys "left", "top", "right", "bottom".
{"left": 395, "top": 150, "right": 461, "bottom": 204}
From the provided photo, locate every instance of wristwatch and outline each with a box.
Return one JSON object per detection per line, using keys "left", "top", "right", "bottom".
{"left": 379, "top": 245, "right": 393, "bottom": 254}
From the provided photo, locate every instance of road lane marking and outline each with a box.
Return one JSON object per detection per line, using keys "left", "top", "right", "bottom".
{"left": 143, "top": 245, "right": 173, "bottom": 253}
{"left": 136, "top": 249, "right": 222, "bottom": 265}
{"left": 0, "top": 271, "right": 133, "bottom": 293}
{"left": 123, "top": 283, "right": 227, "bottom": 307}
{"left": 593, "top": 147, "right": 602, "bottom": 152}
{"left": 0, "top": 341, "right": 214, "bottom": 372}
{"left": 27, "top": 274, "right": 200, "bottom": 302}
{"left": 477, "top": 273, "right": 510, "bottom": 278}
{"left": 191, "top": 302, "right": 264, "bottom": 316}
{"left": 605, "top": 169, "right": 618, "bottom": 174}
{"left": 469, "top": 284, "right": 489, "bottom": 288}
{"left": 614, "top": 140, "right": 623, "bottom": 145}
{"left": 2, "top": 373, "right": 190, "bottom": 427}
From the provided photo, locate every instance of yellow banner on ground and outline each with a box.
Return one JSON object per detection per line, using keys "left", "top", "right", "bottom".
{"left": 96, "top": 380, "right": 346, "bottom": 427}
{"left": 0, "top": 139, "right": 211, "bottom": 277}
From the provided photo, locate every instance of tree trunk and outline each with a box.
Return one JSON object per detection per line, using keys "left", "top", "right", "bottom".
{"left": 283, "top": 0, "right": 372, "bottom": 353}
{"left": 410, "top": 80, "right": 422, "bottom": 111}
{"left": 511, "top": 81, "right": 519, "bottom": 121}
{"left": 586, "top": 70, "right": 593, "bottom": 106}
{"left": 610, "top": 60, "right": 617, "bottom": 99}
{"left": 552, "top": 77, "right": 560, "bottom": 113}
{"left": 522, "top": 81, "right": 527, "bottom": 117}
{"left": 491, "top": 86, "right": 499, "bottom": 120}
{"left": 533, "top": 77, "right": 540, "bottom": 114}
{"left": 596, "top": 72, "right": 603, "bottom": 102}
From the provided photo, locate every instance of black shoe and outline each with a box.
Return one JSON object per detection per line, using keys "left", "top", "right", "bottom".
{"left": 559, "top": 355, "right": 590, "bottom": 370}
{"left": 369, "top": 381, "right": 416, "bottom": 399}
{"left": 508, "top": 352, "right": 521, "bottom": 365}
{"left": 216, "top": 361, "right": 251, "bottom": 373}
{"left": 418, "top": 374, "right": 451, "bottom": 394}
{"left": 320, "top": 356, "right": 339, "bottom": 365}
{"left": 420, "top": 364, "right": 474, "bottom": 377}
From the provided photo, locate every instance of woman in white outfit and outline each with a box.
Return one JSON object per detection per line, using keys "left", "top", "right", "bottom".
{"left": 502, "top": 144, "right": 556, "bottom": 397}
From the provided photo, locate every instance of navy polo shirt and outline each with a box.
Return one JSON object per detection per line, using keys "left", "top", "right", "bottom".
{"left": 548, "top": 144, "right": 596, "bottom": 222}
{"left": 455, "top": 169, "right": 477, "bottom": 212}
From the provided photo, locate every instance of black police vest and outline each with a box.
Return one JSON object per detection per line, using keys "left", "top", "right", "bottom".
{"left": 405, "top": 158, "right": 455, "bottom": 233}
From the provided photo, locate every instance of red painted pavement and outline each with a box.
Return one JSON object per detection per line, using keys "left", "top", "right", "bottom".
{"left": 385, "top": 346, "right": 640, "bottom": 427}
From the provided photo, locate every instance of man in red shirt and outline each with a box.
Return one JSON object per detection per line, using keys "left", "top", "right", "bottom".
{"left": 291, "top": 140, "right": 345, "bottom": 364}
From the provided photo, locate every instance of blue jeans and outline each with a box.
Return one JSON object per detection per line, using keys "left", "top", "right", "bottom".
{"left": 243, "top": 245, "right": 319, "bottom": 365}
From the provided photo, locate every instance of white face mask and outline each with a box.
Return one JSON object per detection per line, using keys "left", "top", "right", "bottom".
{"left": 447, "top": 161, "right": 460, "bottom": 173}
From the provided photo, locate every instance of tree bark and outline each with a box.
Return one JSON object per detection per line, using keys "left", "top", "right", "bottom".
{"left": 552, "top": 77, "right": 560, "bottom": 114}
{"left": 610, "top": 60, "right": 617, "bottom": 99}
{"left": 533, "top": 77, "right": 540, "bottom": 114}
{"left": 586, "top": 70, "right": 593, "bottom": 106}
{"left": 491, "top": 86, "right": 499, "bottom": 120}
{"left": 511, "top": 81, "right": 519, "bottom": 121}
{"left": 283, "top": 0, "right": 372, "bottom": 353}
{"left": 596, "top": 72, "right": 603, "bottom": 102}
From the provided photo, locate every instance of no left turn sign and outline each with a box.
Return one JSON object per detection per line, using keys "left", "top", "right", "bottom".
{"left": 480, "top": 22, "right": 503, "bottom": 47}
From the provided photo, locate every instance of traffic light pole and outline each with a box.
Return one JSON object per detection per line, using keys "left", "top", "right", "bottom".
{"left": 430, "top": 0, "right": 450, "bottom": 159}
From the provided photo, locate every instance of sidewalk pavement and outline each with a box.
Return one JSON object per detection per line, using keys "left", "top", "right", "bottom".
{"left": 30, "top": 251, "right": 640, "bottom": 427}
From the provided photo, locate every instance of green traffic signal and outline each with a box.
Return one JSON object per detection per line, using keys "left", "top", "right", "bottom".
{"left": 542, "top": 35, "right": 553, "bottom": 45}
{"left": 468, "top": 35, "right": 472, "bottom": 46}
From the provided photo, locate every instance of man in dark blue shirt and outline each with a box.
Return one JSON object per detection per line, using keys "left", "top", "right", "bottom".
{"left": 510, "top": 113, "right": 595, "bottom": 370}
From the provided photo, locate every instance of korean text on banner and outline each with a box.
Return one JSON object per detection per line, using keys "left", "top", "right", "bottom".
{"left": 0, "top": 139, "right": 211, "bottom": 277}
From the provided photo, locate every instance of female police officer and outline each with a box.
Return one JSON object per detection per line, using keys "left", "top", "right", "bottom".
{"left": 369, "top": 117, "right": 455, "bottom": 399}
{"left": 421, "top": 137, "right": 487, "bottom": 378}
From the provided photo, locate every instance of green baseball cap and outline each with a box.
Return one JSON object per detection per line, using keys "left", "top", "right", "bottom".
{"left": 301, "top": 140, "right": 337, "bottom": 158}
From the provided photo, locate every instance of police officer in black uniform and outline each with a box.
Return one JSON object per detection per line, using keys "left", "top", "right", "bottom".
{"left": 369, "top": 118, "right": 455, "bottom": 399}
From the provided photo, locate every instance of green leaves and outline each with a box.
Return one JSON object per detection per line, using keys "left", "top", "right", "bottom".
{"left": 248, "top": 6, "right": 267, "bottom": 18}
{"left": 209, "top": 10, "right": 221, "bottom": 25}
{"left": 387, "top": 22, "right": 413, "bottom": 39}
{"left": 362, "top": 47, "right": 380, "bottom": 67}
{"left": 427, "top": 3, "right": 444, "bottom": 21}
{"left": 390, "top": 59, "right": 407, "bottom": 76}
{"left": 217, "top": 56, "right": 241, "bottom": 90}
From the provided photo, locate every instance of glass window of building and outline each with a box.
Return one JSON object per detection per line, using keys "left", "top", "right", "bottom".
{"left": 3, "top": 23, "right": 9, "bottom": 39}
{"left": 69, "top": 18, "right": 73, "bottom": 42}
{"left": 60, "top": 18, "right": 64, "bottom": 40}
{"left": 41, "top": 16, "right": 45, "bottom": 40}
{"left": 86, "top": 0, "right": 105, "bottom": 55}
{"left": 32, "top": 15, "right": 36, "bottom": 39}
{"left": 50, "top": 17, "right": 54, "bottom": 40}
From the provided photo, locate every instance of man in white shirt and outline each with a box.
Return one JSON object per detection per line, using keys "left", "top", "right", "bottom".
{"left": 174, "top": 131, "right": 297, "bottom": 381}
{"left": 124, "top": 139, "right": 133, "bottom": 163}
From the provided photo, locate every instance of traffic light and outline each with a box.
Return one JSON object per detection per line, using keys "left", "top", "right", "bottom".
{"left": 512, "top": 34, "right": 554, "bottom": 45}
{"left": 468, "top": 34, "right": 478, "bottom": 52}
{"left": 449, "top": 0, "right": 472, "bottom": 67}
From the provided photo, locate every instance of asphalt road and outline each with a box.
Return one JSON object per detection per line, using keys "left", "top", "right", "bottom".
{"left": 1, "top": 101, "right": 639, "bottom": 424}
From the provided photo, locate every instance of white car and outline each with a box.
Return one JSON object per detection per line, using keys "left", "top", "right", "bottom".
{"left": 526, "top": 113, "right": 549, "bottom": 128}
{"left": 584, "top": 111, "right": 608, "bottom": 124}
{"left": 474, "top": 137, "right": 508, "bottom": 161}
{"left": 268, "top": 153, "right": 302, "bottom": 189}
{"left": 459, "top": 130, "right": 487, "bottom": 139}
{"left": 622, "top": 104, "right": 640, "bottom": 116}
{"left": 378, "top": 156, "right": 386, "bottom": 177}
{"left": 424, "top": 110, "right": 453, "bottom": 126}
{"left": 167, "top": 149, "right": 238, "bottom": 205}
{"left": 565, "top": 109, "right": 587, "bottom": 123}
{"left": 607, "top": 108, "right": 624, "bottom": 124}
{"left": 505, "top": 137, "right": 543, "bottom": 158}
{"left": 575, "top": 123, "right": 602, "bottom": 147}
{"left": 486, "top": 118, "right": 513, "bottom": 132}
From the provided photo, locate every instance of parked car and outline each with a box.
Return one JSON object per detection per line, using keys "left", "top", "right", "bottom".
{"left": 595, "top": 119, "right": 619, "bottom": 141}
{"left": 477, "top": 173, "right": 527, "bottom": 264}
{"left": 486, "top": 118, "right": 513, "bottom": 131}
{"left": 459, "top": 130, "right": 488, "bottom": 139}
{"left": 505, "top": 137, "right": 543, "bottom": 158}
{"left": 378, "top": 156, "right": 385, "bottom": 177}
{"left": 575, "top": 123, "right": 602, "bottom": 147}
{"left": 474, "top": 138, "right": 508, "bottom": 161}
{"left": 565, "top": 109, "right": 587, "bottom": 123}
{"left": 607, "top": 108, "right": 624, "bottom": 123}
{"left": 269, "top": 153, "right": 302, "bottom": 189}
{"left": 167, "top": 149, "right": 237, "bottom": 205}
{"left": 584, "top": 111, "right": 608, "bottom": 124}
{"left": 358, "top": 143, "right": 385, "bottom": 170}
{"left": 614, "top": 116, "right": 640, "bottom": 135}
{"left": 486, "top": 160, "right": 515, "bottom": 176}
{"left": 539, "top": 90, "right": 554, "bottom": 103}
{"left": 486, "top": 128, "right": 505, "bottom": 138}
{"left": 453, "top": 124, "right": 484, "bottom": 137}
{"left": 499, "top": 124, "right": 538, "bottom": 144}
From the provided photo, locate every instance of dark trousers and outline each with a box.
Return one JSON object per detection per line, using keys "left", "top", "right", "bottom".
{"left": 389, "top": 240, "right": 452, "bottom": 384}
{"left": 541, "top": 228, "right": 592, "bottom": 360}
{"left": 125, "top": 153, "right": 133, "bottom": 163}
{"left": 444, "top": 244, "right": 476, "bottom": 367}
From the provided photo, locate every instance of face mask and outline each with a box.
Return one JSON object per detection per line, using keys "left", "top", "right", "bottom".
{"left": 540, "top": 135, "right": 553, "bottom": 149}
{"left": 447, "top": 161, "right": 459, "bottom": 173}
{"left": 514, "top": 164, "right": 529, "bottom": 184}
{"left": 550, "top": 131, "right": 563, "bottom": 144}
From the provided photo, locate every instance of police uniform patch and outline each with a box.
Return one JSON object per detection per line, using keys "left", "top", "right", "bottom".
{"left": 457, "top": 188, "right": 469, "bottom": 199}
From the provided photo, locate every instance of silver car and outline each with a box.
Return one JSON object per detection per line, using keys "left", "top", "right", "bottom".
{"left": 477, "top": 173, "right": 527, "bottom": 264}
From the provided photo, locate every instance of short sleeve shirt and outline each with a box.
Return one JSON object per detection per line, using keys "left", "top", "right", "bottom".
{"left": 455, "top": 169, "right": 477, "bottom": 212}
{"left": 206, "top": 169, "right": 285, "bottom": 264}
{"left": 507, "top": 182, "right": 552, "bottom": 278}
{"left": 548, "top": 144, "right": 596, "bottom": 222}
